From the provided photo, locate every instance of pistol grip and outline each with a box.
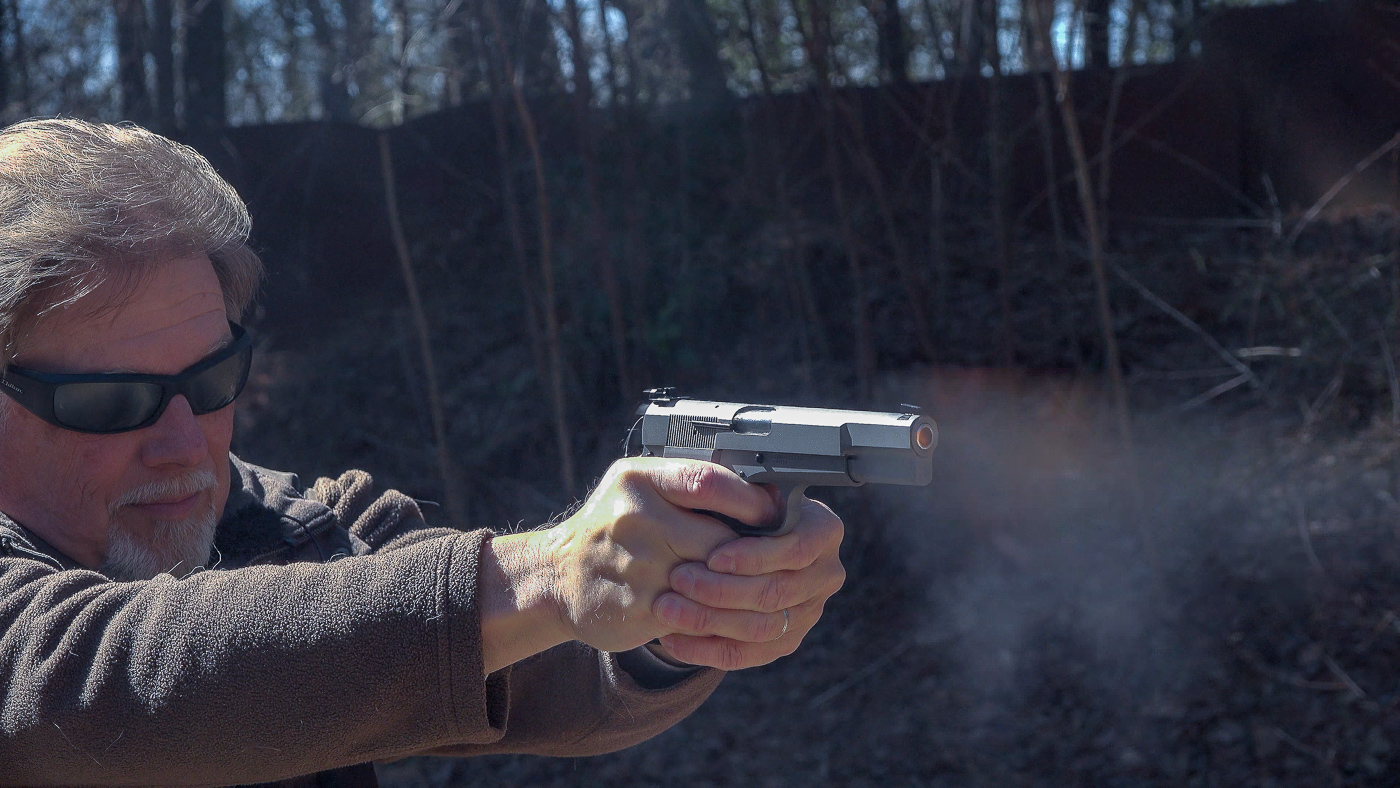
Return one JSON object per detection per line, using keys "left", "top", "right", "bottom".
{"left": 697, "top": 484, "right": 808, "bottom": 537}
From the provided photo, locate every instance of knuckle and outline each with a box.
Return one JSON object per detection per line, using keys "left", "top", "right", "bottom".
{"left": 716, "top": 639, "right": 748, "bottom": 671}
{"left": 791, "top": 531, "right": 819, "bottom": 567}
{"left": 750, "top": 614, "right": 779, "bottom": 642}
{"left": 619, "top": 464, "right": 650, "bottom": 487}
{"left": 823, "top": 512, "right": 846, "bottom": 544}
{"left": 686, "top": 603, "right": 715, "bottom": 633}
{"left": 757, "top": 575, "right": 788, "bottom": 612}
{"left": 728, "top": 548, "right": 762, "bottom": 576}
{"left": 681, "top": 462, "right": 720, "bottom": 499}
{"left": 693, "top": 572, "right": 725, "bottom": 604}
{"left": 830, "top": 562, "right": 848, "bottom": 594}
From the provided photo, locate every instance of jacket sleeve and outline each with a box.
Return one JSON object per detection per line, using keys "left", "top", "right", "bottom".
{"left": 306, "top": 469, "right": 726, "bottom": 760}
{"left": 0, "top": 530, "right": 502, "bottom": 786}
{"left": 407, "top": 642, "right": 724, "bottom": 759}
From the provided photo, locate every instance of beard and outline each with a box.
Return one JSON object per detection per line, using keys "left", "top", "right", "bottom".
{"left": 101, "top": 469, "right": 220, "bottom": 582}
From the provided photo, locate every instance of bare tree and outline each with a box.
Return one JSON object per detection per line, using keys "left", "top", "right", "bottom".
{"left": 1174, "top": 0, "right": 1204, "bottom": 58}
{"left": 114, "top": 0, "right": 151, "bottom": 123}
{"left": 378, "top": 133, "right": 468, "bottom": 526}
{"left": 1085, "top": 0, "right": 1111, "bottom": 68}
{"left": 794, "top": 0, "right": 875, "bottom": 399}
{"left": 1027, "top": 0, "right": 1131, "bottom": 444}
{"left": 667, "top": 0, "right": 730, "bottom": 110}
{"left": 0, "top": 0, "right": 8, "bottom": 114}
{"left": 184, "top": 0, "right": 227, "bottom": 134}
{"left": 986, "top": 0, "right": 1015, "bottom": 364}
{"left": 473, "top": 9, "right": 547, "bottom": 388}
{"left": 304, "top": 0, "right": 354, "bottom": 121}
{"left": 600, "top": 0, "right": 656, "bottom": 379}
{"left": 740, "top": 0, "right": 826, "bottom": 371}
{"left": 956, "top": 0, "right": 987, "bottom": 73}
{"left": 390, "top": 0, "right": 410, "bottom": 123}
{"left": 485, "top": 0, "right": 576, "bottom": 496}
{"left": 840, "top": 98, "right": 937, "bottom": 360}
{"left": 562, "top": 0, "right": 633, "bottom": 402}
{"left": 7, "top": 0, "right": 27, "bottom": 114}
{"left": 868, "top": 0, "right": 909, "bottom": 83}
{"left": 151, "top": 0, "right": 176, "bottom": 132}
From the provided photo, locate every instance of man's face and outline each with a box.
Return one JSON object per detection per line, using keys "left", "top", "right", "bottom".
{"left": 0, "top": 254, "right": 235, "bottom": 579}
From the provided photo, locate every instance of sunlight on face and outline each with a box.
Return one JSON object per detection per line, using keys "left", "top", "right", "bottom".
{"left": 0, "top": 255, "right": 236, "bottom": 578}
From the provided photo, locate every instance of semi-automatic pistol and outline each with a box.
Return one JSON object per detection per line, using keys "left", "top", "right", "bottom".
{"left": 625, "top": 388, "right": 937, "bottom": 536}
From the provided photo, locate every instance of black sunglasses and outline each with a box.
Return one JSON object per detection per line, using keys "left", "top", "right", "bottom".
{"left": 0, "top": 323, "right": 253, "bottom": 434}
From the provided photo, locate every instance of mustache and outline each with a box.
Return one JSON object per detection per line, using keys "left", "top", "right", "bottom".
{"left": 109, "top": 469, "right": 218, "bottom": 515}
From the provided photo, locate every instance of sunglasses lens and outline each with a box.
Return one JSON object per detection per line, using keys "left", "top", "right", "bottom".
{"left": 53, "top": 382, "right": 164, "bottom": 432}
{"left": 186, "top": 346, "right": 251, "bottom": 415}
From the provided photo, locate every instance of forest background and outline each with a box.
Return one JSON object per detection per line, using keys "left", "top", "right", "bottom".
{"left": 4, "top": 0, "right": 1400, "bottom": 784}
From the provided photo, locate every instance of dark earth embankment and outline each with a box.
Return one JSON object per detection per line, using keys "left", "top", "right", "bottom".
{"left": 234, "top": 213, "right": 1400, "bottom": 784}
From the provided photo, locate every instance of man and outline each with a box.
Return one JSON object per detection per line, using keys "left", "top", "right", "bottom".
{"left": 0, "top": 119, "right": 846, "bottom": 786}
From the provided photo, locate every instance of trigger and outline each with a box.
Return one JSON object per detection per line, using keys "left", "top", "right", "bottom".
{"left": 770, "top": 484, "right": 808, "bottom": 537}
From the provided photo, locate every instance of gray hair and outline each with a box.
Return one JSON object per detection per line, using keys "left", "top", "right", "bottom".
{"left": 0, "top": 119, "right": 263, "bottom": 361}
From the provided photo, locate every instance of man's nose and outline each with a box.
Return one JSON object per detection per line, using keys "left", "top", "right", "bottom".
{"left": 140, "top": 395, "right": 210, "bottom": 469}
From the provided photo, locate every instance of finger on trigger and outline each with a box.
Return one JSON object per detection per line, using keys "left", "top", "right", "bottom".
{"left": 642, "top": 459, "right": 779, "bottom": 529}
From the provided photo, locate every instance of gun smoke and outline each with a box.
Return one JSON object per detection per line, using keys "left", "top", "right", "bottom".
{"left": 861, "top": 366, "right": 1400, "bottom": 780}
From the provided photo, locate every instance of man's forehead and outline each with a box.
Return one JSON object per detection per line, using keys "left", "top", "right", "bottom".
{"left": 12, "top": 255, "right": 229, "bottom": 373}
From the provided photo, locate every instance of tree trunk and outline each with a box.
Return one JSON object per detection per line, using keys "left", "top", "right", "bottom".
{"left": 1174, "top": 0, "right": 1203, "bottom": 58}
{"left": 840, "top": 98, "right": 936, "bottom": 360}
{"left": 183, "top": 0, "right": 226, "bottom": 135}
{"left": 795, "top": 0, "right": 874, "bottom": 399}
{"left": 378, "top": 133, "right": 468, "bottom": 527}
{"left": 391, "top": 0, "right": 410, "bottom": 124}
{"left": 485, "top": 0, "right": 576, "bottom": 496}
{"left": 1025, "top": 0, "right": 1076, "bottom": 365}
{"left": 0, "top": 0, "right": 8, "bottom": 114}
{"left": 474, "top": 12, "right": 547, "bottom": 390}
{"left": 494, "top": 0, "right": 562, "bottom": 95}
{"left": 446, "top": 0, "right": 479, "bottom": 106}
{"left": 1028, "top": 0, "right": 1130, "bottom": 446}
{"left": 7, "top": 0, "right": 26, "bottom": 113}
{"left": 340, "top": 0, "right": 373, "bottom": 96}
{"left": 957, "top": 0, "right": 986, "bottom": 74}
{"left": 151, "top": 0, "right": 176, "bottom": 132}
{"left": 1085, "top": 0, "right": 1111, "bottom": 69}
{"left": 304, "top": 0, "right": 353, "bottom": 122}
{"left": 919, "top": 0, "right": 951, "bottom": 73}
{"left": 987, "top": 0, "right": 1014, "bottom": 365}
{"left": 562, "top": 0, "right": 632, "bottom": 402}
{"left": 114, "top": 0, "right": 152, "bottom": 123}
{"left": 602, "top": 0, "right": 655, "bottom": 379}
{"left": 868, "top": 0, "right": 909, "bottom": 84}
{"left": 667, "top": 0, "right": 730, "bottom": 110}
{"left": 741, "top": 0, "right": 826, "bottom": 369}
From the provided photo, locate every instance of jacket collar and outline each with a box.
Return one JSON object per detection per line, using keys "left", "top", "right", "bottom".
{"left": 0, "top": 454, "right": 342, "bottom": 574}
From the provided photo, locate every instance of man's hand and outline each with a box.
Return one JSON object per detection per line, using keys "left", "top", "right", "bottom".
{"left": 650, "top": 498, "right": 845, "bottom": 670}
{"left": 479, "top": 457, "right": 845, "bottom": 674}
{"left": 481, "top": 457, "right": 781, "bottom": 672}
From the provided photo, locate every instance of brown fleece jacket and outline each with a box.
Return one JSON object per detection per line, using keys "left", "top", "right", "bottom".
{"left": 0, "top": 456, "right": 723, "bottom": 787}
